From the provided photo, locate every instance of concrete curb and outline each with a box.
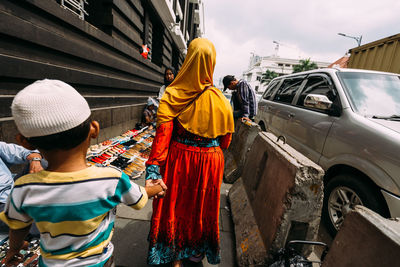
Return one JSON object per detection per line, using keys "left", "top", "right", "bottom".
{"left": 229, "top": 178, "right": 268, "bottom": 266}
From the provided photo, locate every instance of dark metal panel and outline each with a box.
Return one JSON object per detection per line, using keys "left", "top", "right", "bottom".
{"left": 0, "top": 33, "right": 156, "bottom": 86}
{"left": 0, "top": 54, "right": 160, "bottom": 92}
{"left": 162, "top": 44, "right": 172, "bottom": 60}
{"left": 126, "top": 0, "right": 144, "bottom": 16}
{"left": 111, "top": 9, "right": 143, "bottom": 47}
{"left": 163, "top": 41, "right": 172, "bottom": 55}
{"left": 162, "top": 55, "right": 171, "bottom": 68}
{"left": 0, "top": 5, "right": 162, "bottom": 83}
{"left": 112, "top": 0, "right": 144, "bottom": 33}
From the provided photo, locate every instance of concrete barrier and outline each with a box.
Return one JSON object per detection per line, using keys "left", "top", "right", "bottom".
{"left": 229, "top": 132, "right": 324, "bottom": 266}
{"left": 229, "top": 178, "right": 268, "bottom": 266}
{"left": 224, "top": 120, "right": 261, "bottom": 184}
{"left": 322, "top": 206, "right": 400, "bottom": 267}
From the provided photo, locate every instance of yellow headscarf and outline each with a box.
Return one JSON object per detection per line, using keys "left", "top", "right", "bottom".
{"left": 157, "top": 38, "right": 234, "bottom": 138}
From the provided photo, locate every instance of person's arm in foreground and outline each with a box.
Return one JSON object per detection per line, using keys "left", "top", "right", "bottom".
{"left": 3, "top": 227, "right": 30, "bottom": 266}
{"left": 0, "top": 142, "right": 43, "bottom": 173}
{"left": 0, "top": 142, "right": 44, "bottom": 176}
{"left": 26, "top": 152, "right": 43, "bottom": 173}
{"left": 0, "top": 189, "right": 33, "bottom": 266}
{"left": 144, "top": 121, "right": 174, "bottom": 197}
{"left": 145, "top": 183, "right": 165, "bottom": 198}
{"left": 113, "top": 170, "right": 163, "bottom": 210}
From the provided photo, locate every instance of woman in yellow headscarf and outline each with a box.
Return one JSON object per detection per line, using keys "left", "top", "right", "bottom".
{"left": 145, "top": 38, "right": 234, "bottom": 266}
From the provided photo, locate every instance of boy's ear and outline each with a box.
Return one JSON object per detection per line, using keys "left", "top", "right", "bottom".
{"left": 16, "top": 134, "right": 36, "bottom": 150}
{"left": 89, "top": 121, "right": 100, "bottom": 139}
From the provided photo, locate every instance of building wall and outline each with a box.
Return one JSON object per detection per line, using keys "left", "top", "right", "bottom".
{"left": 0, "top": 0, "right": 203, "bottom": 143}
{"left": 243, "top": 56, "right": 330, "bottom": 94}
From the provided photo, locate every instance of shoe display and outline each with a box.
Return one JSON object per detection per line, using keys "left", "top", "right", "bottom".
{"left": 86, "top": 127, "right": 156, "bottom": 179}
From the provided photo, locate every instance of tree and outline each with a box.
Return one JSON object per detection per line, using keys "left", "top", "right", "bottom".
{"left": 292, "top": 58, "right": 318, "bottom": 73}
{"left": 261, "top": 69, "right": 279, "bottom": 85}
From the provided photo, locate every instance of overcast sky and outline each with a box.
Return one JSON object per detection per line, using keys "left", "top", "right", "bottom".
{"left": 202, "top": 0, "right": 400, "bottom": 84}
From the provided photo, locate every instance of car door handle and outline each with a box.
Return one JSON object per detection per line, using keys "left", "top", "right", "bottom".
{"left": 288, "top": 113, "right": 295, "bottom": 118}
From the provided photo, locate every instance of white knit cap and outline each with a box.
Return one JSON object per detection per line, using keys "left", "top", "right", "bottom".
{"left": 12, "top": 79, "right": 91, "bottom": 138}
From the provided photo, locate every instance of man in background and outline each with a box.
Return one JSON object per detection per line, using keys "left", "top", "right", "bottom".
{"left": 223, "top": 75, "right": 257, "bottom": 121}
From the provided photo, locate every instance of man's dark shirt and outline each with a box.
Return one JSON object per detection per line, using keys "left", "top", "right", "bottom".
{"left": 231, "top": 79, "right": 257, "bottom": 118}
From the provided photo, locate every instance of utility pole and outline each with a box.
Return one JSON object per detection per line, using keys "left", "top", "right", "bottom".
{"left": 273, "top": 40, "right": 280, "bottom": 57}
{"left": 338, "top": 33, "right": 362, "bottom": 47}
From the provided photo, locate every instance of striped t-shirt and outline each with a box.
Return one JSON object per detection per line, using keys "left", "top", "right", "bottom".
{"left": 0, "top": 166, "right": 148, "bottom": 267}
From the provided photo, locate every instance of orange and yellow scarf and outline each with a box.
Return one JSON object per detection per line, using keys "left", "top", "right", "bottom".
{"left": 157, "top": 38, "right": 234, "bottom": 139}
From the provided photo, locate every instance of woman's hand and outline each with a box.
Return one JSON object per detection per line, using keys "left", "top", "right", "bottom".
{"left": 146, "top": 179, "right": 167, "bottom": 198}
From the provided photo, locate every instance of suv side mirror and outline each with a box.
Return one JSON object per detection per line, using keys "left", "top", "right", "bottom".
{"left": 304, "top": 94, "right": 332, "bottom": 111}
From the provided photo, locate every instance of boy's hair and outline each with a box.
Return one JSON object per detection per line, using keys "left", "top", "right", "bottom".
{"left": 27, "top": 117, "right": 92, "bottom": 150}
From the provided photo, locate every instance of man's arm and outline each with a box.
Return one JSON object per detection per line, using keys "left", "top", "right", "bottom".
{"left": 0, "top": 142, "right": 43, "bottom": 172}
{"left": 238, "top": 81, "right": 250, "bottom": 118}
{"left": 248, "top": 85, "right": 258, "bottom": 118}
{"left": 26, "top": 153, "right": 43, "bottom": 173}
{"left": 0, "top": 142, "right": 32, "bottom": 165}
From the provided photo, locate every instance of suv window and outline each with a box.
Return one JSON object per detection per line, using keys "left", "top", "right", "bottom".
{"left": 263, "top": 80, "right": 280, "bottom": 100}
{"left": 273, "top": 77, "right": 304, "bottom": 104}
{"left": 297, "top": 75, "right": 335, "bottom": 107}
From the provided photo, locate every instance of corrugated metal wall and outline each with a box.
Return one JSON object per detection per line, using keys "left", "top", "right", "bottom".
{"left": 348, "top": 34, "right": 400, "bottom": 74}
{"left": 0, "top": 0, "right": 187, "bottom": 142}
{"left": 0, "top": 0, "right": 187, "bottom": 115}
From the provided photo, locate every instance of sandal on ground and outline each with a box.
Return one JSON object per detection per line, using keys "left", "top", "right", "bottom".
{"left": 188, "top": 253, "right": 204, "bottom": 263}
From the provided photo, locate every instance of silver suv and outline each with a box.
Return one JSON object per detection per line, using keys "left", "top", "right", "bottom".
{"left": 256, "top": 68, "right": 400, "bottom": 235}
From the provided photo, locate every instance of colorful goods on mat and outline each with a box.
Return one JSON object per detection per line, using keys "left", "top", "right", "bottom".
{"left": 0, "top": 237, "right": 40, "bottom": 267}
{"left": 86, "top": 127, "right": 155, "bottom": 179}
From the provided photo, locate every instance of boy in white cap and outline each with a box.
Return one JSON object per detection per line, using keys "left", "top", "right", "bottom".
{"left": 0, "top": 79, "right": 166, "bottom": 266}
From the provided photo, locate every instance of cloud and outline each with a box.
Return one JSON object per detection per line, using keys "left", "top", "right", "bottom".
{"left": 206, "top": 17, "right": 272, "bottom": 82}
{"left": 203, "top": 0, "right": 400, "bottom": 82}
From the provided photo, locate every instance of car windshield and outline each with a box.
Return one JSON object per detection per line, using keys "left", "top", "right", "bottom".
{"left": 338, "top": 72, "right": 400, "bottom": 118}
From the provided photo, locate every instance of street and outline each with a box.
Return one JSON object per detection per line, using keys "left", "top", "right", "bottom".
{"left": 112, "top": 180, "right": 236, "bottom": 267}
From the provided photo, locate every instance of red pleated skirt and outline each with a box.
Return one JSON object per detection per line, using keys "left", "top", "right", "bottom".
{"left": 147, "top": 141, "right": 223, "bottom": 265}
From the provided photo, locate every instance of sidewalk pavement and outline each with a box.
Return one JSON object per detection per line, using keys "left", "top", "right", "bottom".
{"left": 111, "top": 177, "right": 237, "bottom": 267}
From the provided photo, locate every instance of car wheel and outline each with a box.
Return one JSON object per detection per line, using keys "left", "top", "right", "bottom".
{"left": 322, "top": 173, "right": 389, "bottom": 236}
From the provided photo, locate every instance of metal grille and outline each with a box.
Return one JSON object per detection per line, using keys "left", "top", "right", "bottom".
{"left": 147, "top": 21, "right": 153, "bottom": 60}
{"left": 60, "top": 0, "right": 88, "bottom": 20}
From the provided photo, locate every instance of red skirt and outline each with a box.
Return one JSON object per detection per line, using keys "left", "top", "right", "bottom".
{"left": 147, "top": 141, "right": 223, "bottom": 265}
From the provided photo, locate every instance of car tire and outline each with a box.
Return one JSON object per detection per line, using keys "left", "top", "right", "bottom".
{"left": 322, "top": 173, "right": 389, "bottom": 237}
